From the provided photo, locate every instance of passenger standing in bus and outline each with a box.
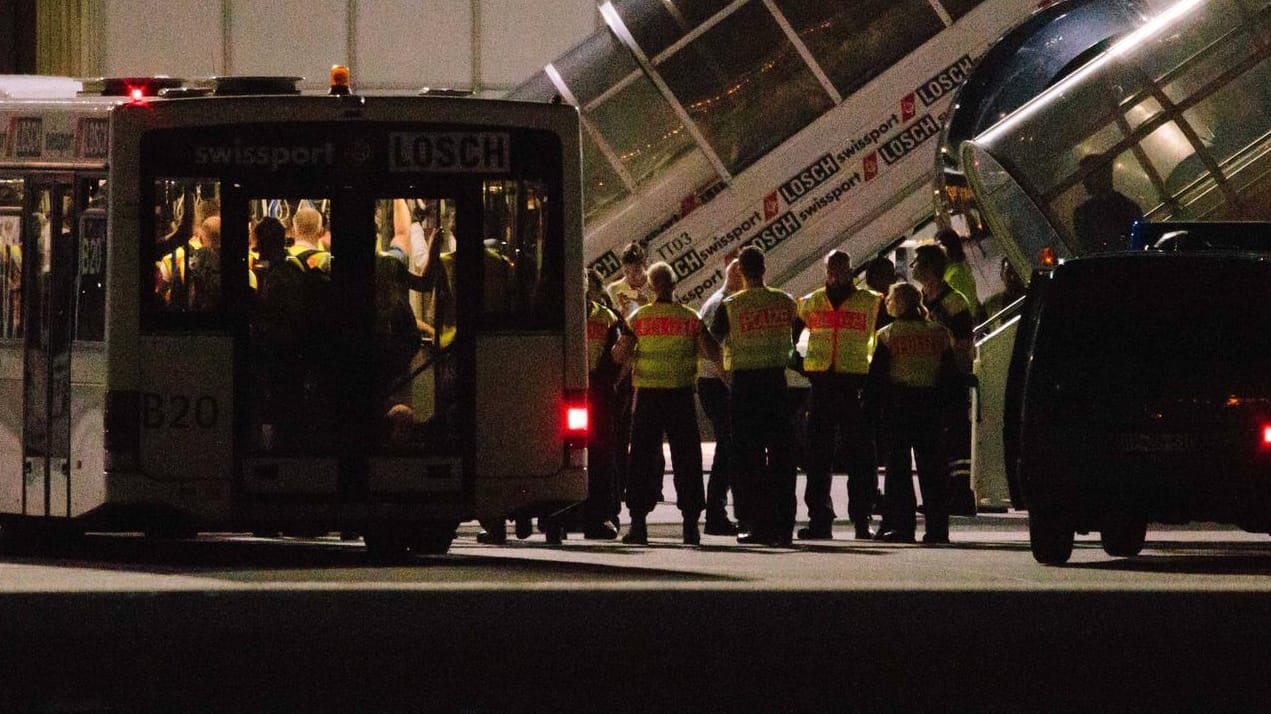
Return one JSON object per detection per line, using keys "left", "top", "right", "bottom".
{"left": 186, "top": 216, "right": 221, "bottom": 312}
{"left": 289, "top": 207, "right": 332, "bottom": 271}
{"left": 710, "top": 246, "right": 799, "bottom": 547}
{"left": 794, "top": 250, "right": 881, "bottom": 541}
{"left": 868, "top": 282, "right": 957, "bottom": 544}
{"left": 910, "top": 244, "right": 976, "bottom": 517}
{"left": 696, "top": 259, "right": 742, "bottom": 536}
{"left": 248, "top": 217, "right": 304, "bottom": 451}
{"left": 614, "top": 262, "right": 720, "bottom": 545}
{"left": 156, "top": 197, "right": 218, "bottom": 306}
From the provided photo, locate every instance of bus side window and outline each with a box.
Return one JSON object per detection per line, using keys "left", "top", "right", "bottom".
{"left": 153, "top": 179, "right": 222, "bottom": 314}
{"left": 480, "top": 180, "right": 561, "bottom": 330}
{"left": 0, "top": 180, "right": 21, "bottom": 338}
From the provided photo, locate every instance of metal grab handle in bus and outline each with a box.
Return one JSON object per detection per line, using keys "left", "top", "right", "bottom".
{"left": 381, "top": 337, "right": 452, "bottom": 402}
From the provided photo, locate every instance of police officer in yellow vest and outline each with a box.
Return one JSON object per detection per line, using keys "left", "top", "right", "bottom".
{"left": 614, "top": 262, "right": 721, "bottom": 545}
{"left": 867, "top": 282, "right": 958, "bottom": 544}
{"left": 795, "top": 250, "right": 881, "bottom": 541}
{"left": 709, "top": 246, "right": 799, "bottom": 547}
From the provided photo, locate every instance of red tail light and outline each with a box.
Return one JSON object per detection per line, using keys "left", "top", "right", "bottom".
{"left": 562, "top": 391, "right": 589, "bottom": 446}
{"left": 1262, "top": 424, "right": 1271, "bottom": 448}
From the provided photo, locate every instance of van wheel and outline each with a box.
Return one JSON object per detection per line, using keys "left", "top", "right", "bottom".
{"left": 411, "top": 521, "right": 458, "bottom": 555}
{"left": 1029, "top": 510, "right": 1074, "bottom": 565}
{"left": 1101, "top": 515, "right": 1146, "bottom": 557}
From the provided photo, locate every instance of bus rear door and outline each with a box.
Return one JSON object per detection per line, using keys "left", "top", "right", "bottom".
{"left": 234, "top": 188, "right": 470, "bottom": 517}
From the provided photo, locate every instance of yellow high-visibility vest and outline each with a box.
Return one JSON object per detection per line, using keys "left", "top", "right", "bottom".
{"left": 722, "top": 287, "right": 796, "bottom": 371}
{"left": 629, "top": 301, "right": 700, "bottom": 389}
{"left": 877, "top": 318, "right": 951, "bottom": 388}
{"left": 586, "top": 300, "right": 619, "bottom": 373}
{"left": 798, "top": 287, "right": 880, "bottom": 374}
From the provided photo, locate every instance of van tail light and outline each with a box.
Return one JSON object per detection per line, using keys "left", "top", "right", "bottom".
{"left": 104, "top": 390, "right": 141, "bottom": 471}
{"left": 1261, "top": 424, "right": 1271, "bottom": 449}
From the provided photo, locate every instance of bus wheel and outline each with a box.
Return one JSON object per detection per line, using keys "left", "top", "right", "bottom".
{"left": 1028, "top": 509, "right": 1074, "bottom": 565}
{"left": 411, "top": 521, "right": 458, "bottom": 555}
{"left": 0, "top": 518, "right": 83, "bottom": 555}
{"left": 363, "top": 526, "right": 411, "bottom": 561}
{"left": 1101, "top": 513, "right": 1146, "bottom": 558}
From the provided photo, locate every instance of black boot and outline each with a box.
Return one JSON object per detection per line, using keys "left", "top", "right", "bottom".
{"left": 682, "top": 515, "right": 701, "bottom": 545}
{"left": 622, "top": 516, "right": 648, "bottom": 545}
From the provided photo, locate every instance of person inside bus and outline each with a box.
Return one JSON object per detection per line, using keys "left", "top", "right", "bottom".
{"left": 185, "top": 216, "right": 222, "bottom": 312}
{"left": 248, "top": 216, "right": 305, "bottom": 451}
{"left": 1072, "top": 153, "right": 1143, "bottom": 253}
{"left": 156, "top": 196, "right": 218, "bottom": 306}
{"left": 288, "top": 207, "right": 332, "bottom": 272}
{"left": 374, "top": 252, "right": 422, "bottom": 427}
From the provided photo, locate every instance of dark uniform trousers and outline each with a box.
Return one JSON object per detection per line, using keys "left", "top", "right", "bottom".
{"left": 585, "top": 374, "right": 618, "bottom": 524}
{"left": 880, "top": 387, "right": 949, "bottom": 538}
{"left": 697, "top": 376, "right": 732, "bottom": 521}
{"left": 730, "top": 368, "right": 797, "bottom": 537}
{"left": 805, "top": 372, "right": 875, "bottom": 527}
{"left": 626, "top": 387, "right": 705, "bottom": 517}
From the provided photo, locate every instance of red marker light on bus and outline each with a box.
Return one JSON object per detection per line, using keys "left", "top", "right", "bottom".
{"left": 567, "top": 407, "right": 589, "bottom": 434}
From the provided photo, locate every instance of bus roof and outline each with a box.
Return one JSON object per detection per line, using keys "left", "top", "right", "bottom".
{"left": 0, "top": 75, "right": 82, "bottom": 99}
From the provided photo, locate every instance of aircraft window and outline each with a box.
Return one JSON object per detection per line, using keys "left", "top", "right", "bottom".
{"left": 773, "top": 0, "right": 944, "bottom": 99}
{"left": 0, "top": 178, "right": 22, "bottom": 339}
{"left": 582, "top": 132, "right": 629, "bottom": 220}
{"left": 587, "top": 74, "right": 695, "bottom": 187}
{"left": 608, "top": 0, "right": 732, "bottom": 59}
{"left": 553, "top": 29, "right": 639, "bottom": 106}
{"left": 152, "top": 178, "right": 223, "bottom": 315}
{"left": 656, "top": 0, "right": 835, "bottom": 173}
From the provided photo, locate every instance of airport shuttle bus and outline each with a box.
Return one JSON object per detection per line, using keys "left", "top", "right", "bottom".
{"left": 0, "top": 75, "right": 588, "bottom": 554}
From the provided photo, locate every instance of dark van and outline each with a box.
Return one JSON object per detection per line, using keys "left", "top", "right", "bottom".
{"left": 1007, "top": 231, "right": 1271, "bottom": 565}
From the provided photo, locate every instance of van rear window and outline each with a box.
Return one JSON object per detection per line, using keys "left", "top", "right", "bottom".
{"left": 1031, "top": 256, "right": 1271, "bottom": 396}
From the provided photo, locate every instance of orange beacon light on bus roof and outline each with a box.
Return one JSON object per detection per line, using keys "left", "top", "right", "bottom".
{"left": 329, "top": 65, "right": 351, "bottom": 95}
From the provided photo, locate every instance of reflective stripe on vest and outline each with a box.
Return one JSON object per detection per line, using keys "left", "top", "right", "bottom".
{"left": 630, "top": 302, "right": 700, "bottom": 388}
{"left": 586, "top": 301, "right": 618, "bottom": 373}
{"left": 723, "top": 287, "right": 795, "bottom": 371}
{"left": 877, "top": 319, "right": 951, "bottom": 388}
{"left": 798, "top": 287, "right": 880, "bottom": 374}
